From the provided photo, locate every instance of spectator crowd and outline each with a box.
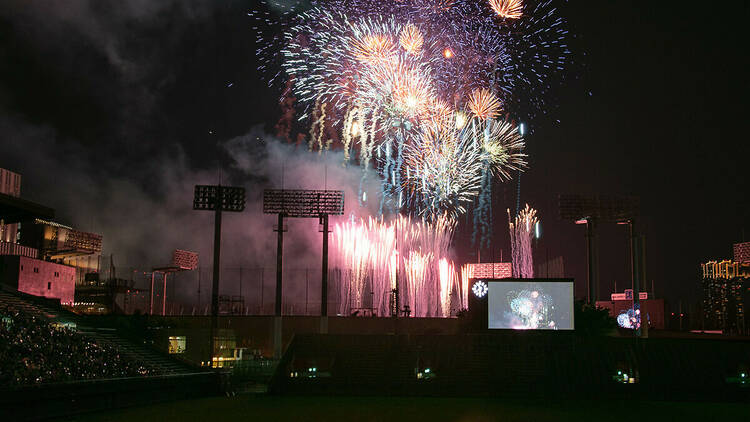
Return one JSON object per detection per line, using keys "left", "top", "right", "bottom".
{"left": 1, "top": 304, "right": 159, "bottom": 387}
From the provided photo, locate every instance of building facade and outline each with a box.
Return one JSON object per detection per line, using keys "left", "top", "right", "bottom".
{"left": 0, "top": 168, "right": 103, "bottom": 307}
{"left": 19, "top": 218, "right": 102, "bottom": 286}
{"left": 0, "top": 255, "right": 76, "bottom": 304}
{"left": 701, "top": 260, "right": 750, "bottom": 335}
{"left": 0, "top": 168, "right": 22, "bottom": 242}
{"left": 734, "top": 242, "right": 750, "bottom": 264}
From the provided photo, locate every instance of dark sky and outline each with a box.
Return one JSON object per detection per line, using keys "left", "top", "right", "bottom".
{"left": 0, "top": 1, "right": 747, "bottom": 305}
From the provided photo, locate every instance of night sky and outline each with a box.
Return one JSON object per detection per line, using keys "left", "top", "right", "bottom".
{"left": 0, "top": 1, "right": 747, "bottom": 306}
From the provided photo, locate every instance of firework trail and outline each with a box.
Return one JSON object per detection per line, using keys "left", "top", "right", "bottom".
{"left": 508, "top": 204, "right": 538, "bottom": 278}
{"left": 459, "top": 263, "right": 473, "bottom": 310}
{"left": 332, "top": 215, "right": 458, "bottom": 317}
{"left": 438, "top": 258, "right": 457, "bottom": 317}
{"left": 251, "top": 0, "right": 567, "bottom": 222}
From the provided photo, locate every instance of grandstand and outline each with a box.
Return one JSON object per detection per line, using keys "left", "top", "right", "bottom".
{"left": 0, "top": 286, "right": 197, "bottom": 379}
{"left": 1, "top": 286, "right": 222, "bottom": 420}
{"left": 0, "top": 285, "right": 69, "bottom": 322}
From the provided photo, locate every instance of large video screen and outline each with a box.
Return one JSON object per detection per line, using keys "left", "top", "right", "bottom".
{"left": 488, "top": 280, "right": 574, "bottom": 330}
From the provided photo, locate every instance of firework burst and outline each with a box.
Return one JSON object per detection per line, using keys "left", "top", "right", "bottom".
{"left": 467, "top": 88, "right": 501, "bottom": 120}
{"left": 489, "top": 0, "right": 524, "bottom": 19}
{"left": 399, "top": 24, "right": 424, "bottom": 55}
{"left": 251, "top": 0, "right": 570, "bottom": 223}
{"left": 474, "top": 118, "right": 527, "bottom": 180}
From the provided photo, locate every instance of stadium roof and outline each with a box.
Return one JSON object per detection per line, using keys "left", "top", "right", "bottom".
{"left": 0, "top": 192, "right": 54, "bottom": 224}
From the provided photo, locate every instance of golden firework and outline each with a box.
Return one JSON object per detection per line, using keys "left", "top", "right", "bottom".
{"left": 352, "top": 34, "right": 395, "bottom": 63}
{"left": 467, "top": 88, "right": 501, "bottom": 120}
{"left": 399, "top": 24, "right": 424, "bottom": 55}
{"left": 489, "top": 0, "right": 523, "bottom": 19}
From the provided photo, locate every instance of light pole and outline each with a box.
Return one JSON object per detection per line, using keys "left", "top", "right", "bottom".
{"left": 194, "top": 185, "right": 245, "bottom": 362}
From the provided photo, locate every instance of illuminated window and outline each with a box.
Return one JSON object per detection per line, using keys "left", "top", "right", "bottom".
{"left": 168, "top": 336, "right": 187, "bottom": 354}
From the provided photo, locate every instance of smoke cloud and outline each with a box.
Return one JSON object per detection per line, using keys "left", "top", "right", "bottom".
{"left": 2, "top": 111, "right": 387, "bottom": 310}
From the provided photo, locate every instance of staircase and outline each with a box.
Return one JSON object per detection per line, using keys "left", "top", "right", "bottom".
{"left": 0, "top": 287, "right": 74, "bottom": 320}
{"left": 76, "top": 327, "right": 195, "bottom": 375}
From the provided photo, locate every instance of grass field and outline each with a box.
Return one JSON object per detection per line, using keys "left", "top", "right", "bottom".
{"left": 66, "top": 395, "right": 750, "bottom": 422}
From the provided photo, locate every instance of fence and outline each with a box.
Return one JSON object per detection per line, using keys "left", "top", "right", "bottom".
{"left": 116, "top": 267, "right": 372, "bottom": 317}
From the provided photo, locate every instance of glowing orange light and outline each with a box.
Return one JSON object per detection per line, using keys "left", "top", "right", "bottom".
{"left": 443, "top": 48, "right": 453, "bottom": 59}
{"left": 467, "top": 88, "right": 501, "bottom": 120}
{"left": 489, "top": 0, "right": 523, "bottom": 19}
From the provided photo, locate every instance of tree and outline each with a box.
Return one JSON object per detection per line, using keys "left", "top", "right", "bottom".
{"left": 574, "top": 300, "right": 616, "bottom": 336}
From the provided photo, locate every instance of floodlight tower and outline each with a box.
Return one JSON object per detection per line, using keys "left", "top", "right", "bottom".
{"left": 193, "top": 185, "right": 245, "bottom": 362}
{"left": 559, "top": 194, "right": 639, "bottom": 308}
{"left": 150, "top": 249, "right": 199, "bottom": 316}
{"left": 263, "top": 189, "right": 344, "bottom": 357}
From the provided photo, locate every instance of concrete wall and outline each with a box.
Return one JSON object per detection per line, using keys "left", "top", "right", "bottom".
{"left": 6, "top": 256, "right": 76, "bottom": 304}
{"left": 157, "top": 316, "right": 465, "bottom": 362}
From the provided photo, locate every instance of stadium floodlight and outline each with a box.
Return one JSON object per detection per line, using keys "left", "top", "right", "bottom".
{"left": 194, "top": 185, "right": 246, "bottom": 212}
{"left": 172, "top": 249, "right": 199, "bottom": 271}
{"left": 262, "top": 189, "right": 344, "bottom": 321}
{"left": 262, "top": 189, "right": 343, "bottom": 217}
{"left": 558, "top": 194, "right": 638, "bottom": 222}
{"left": 559, "top": 193, "right": 644, "bottom": 337}
{"left": 193, "top": 184, "right": 246, "bottom": 359}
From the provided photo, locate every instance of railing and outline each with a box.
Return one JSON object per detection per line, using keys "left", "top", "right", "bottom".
{"left": 0, "top": 241, "right": 38, "bottom": 258}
